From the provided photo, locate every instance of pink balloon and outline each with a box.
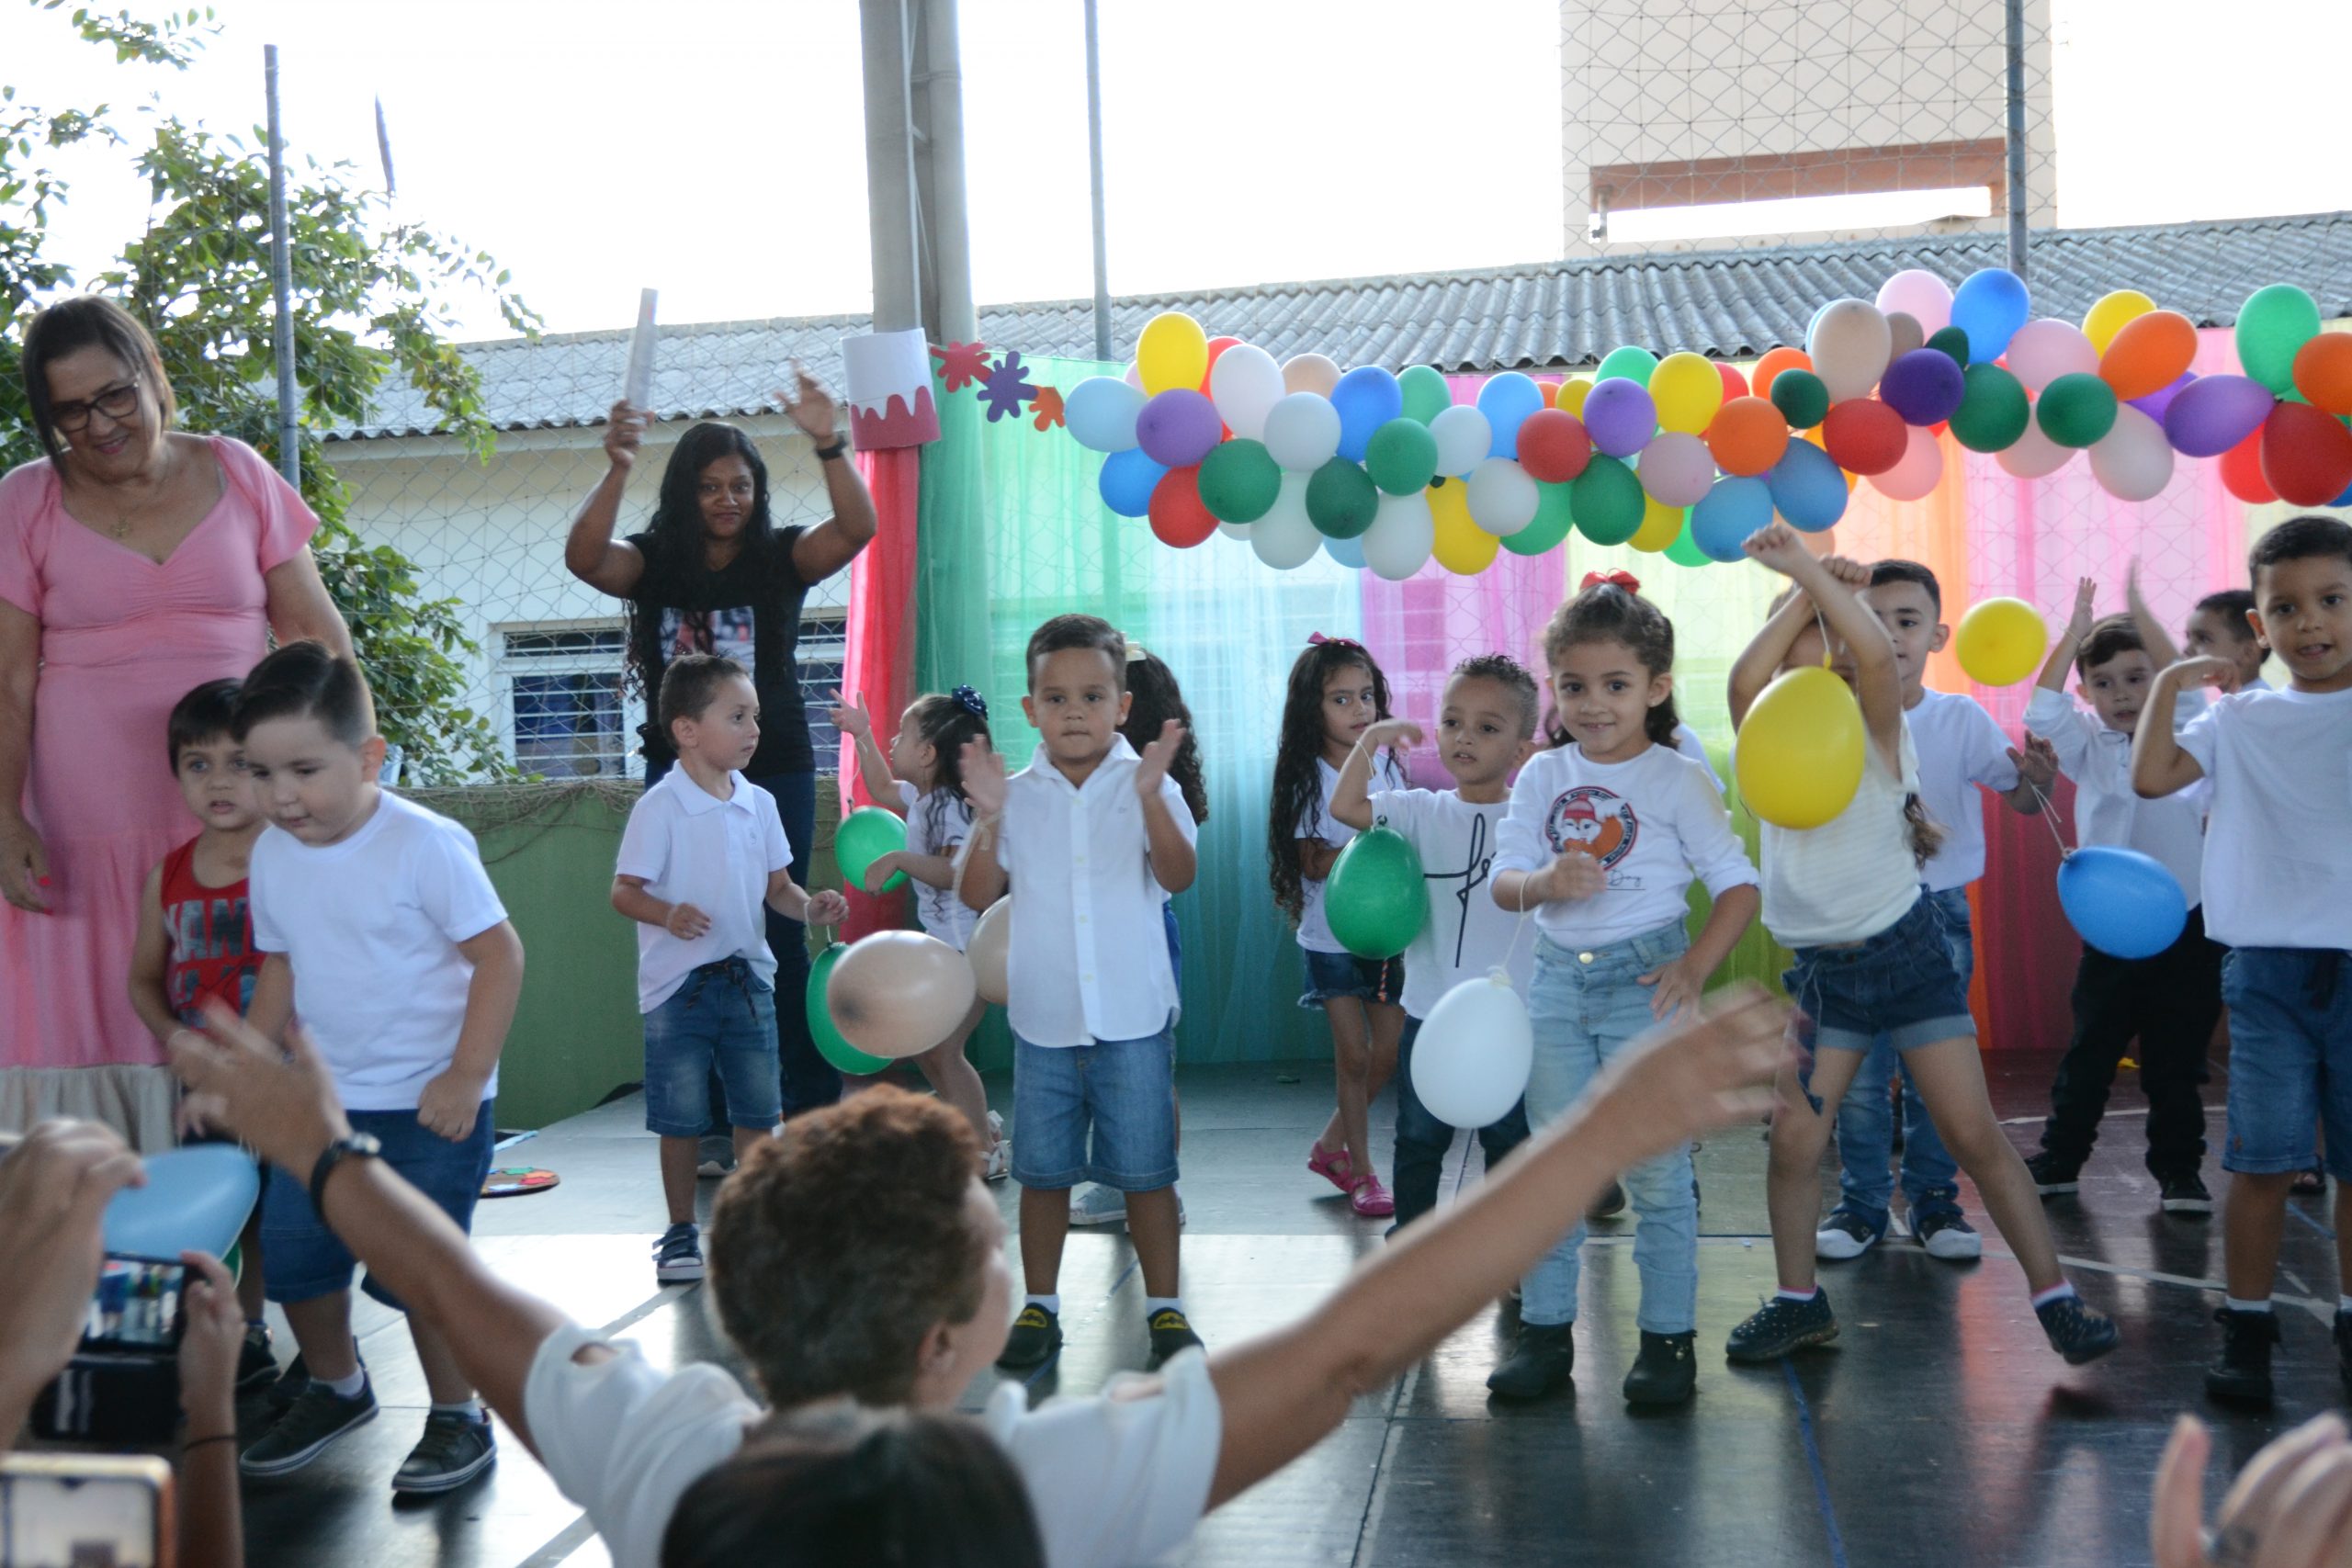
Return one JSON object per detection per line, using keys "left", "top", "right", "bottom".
{"left": 1875, "top": 269, "right": 1953, "bottom": 335}
{"left": 1635, "top": 432, "right": 1716, "bottom": 507}
{"left": 2089, "top": 404, "right": 2176, "bottom": 502}
{"left": 2005, "top": 319, "right": 2098, "bottom": 394}
{"left": 1996, "top": 417, "right": 2076, "bottom": 479}
{"left": 1870, "top": 423, "right": 1945, "bottom": 502}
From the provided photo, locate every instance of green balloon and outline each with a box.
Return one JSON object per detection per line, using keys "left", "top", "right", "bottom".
{"left": 2236, "top": 284, "right": 2322, "bottom": 395}
{"left": 1503, "top": 479, "right": 1575, "bottom": 556}
{"left": 1197, "top": 438, "right": 1282, "bottom": 522}
{"left": 1397, "top": 365, "right": 1453, "bottom": 425}
{"left": 808, "top": 946, "right": 891, "bottom": 1075}
{"left": 1326, "top": 824, "right": 1425, "bottom": 960}
{"left": 833, "top": 807, "right": 908, "bottom": 894}
{"left": 1596, "top": 345, "right": 1658, "bottom": 386}
{"left": 1769, "top": 369, "right": 1830, "bottom": 430}
{"left": 1364, "top": 418, "right": 1440, "bottom": 496}
{"left": 1306, "top": 458, "right": 1379, "bottom": 537}
{"left": 1664, "top": 520, "right": 1712, "bottom": 567}
{"left": 1926, "top": 325, "right": 1973, "bottom": 366}
{"left": 1949, "top": 363, "right": 2030, "bottom": 453}
{"left": 1569, "top": 454, "right": 1645, "bottom": 545}
{"left": 2036, "top": 372, "right": 2119, "bottom": 449}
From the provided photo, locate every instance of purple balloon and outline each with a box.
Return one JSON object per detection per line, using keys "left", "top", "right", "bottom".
{"left": 2128, "top": 372, "right": 2196, "bottom": 425}
{"left": 1582, "top": 378, "right": 1657, "bottom": 457}
{"left": 1136, "top": 388, "right": 1223, "bottom": 468}
{"left": 1877, "top": 348, "right": 1966, "bottom": 426}
{"left": 2164, "top": 374, "right": 2276, "bottom": 458}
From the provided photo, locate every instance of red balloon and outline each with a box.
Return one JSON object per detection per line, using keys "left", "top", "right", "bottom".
{"left": 2257, "top": 401, "right": 2352, "bottom": 507}
{"left": 2219, "top": 428, "right": 2277, "bottom": 505}
{"left": 1716, "top": 362, "right": 1750, "bottom": 402}
{"left": 1516, "top": 409, "right": 1593, "bottom": 483}
{"left": 1148, "top": 465, "right": 1219, "bottom": 547}
{"left": 1819, "top": 399, "right": 1908, "bottom": 476}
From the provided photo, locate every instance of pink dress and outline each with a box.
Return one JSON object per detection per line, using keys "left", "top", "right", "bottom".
{"left": 0, "top": 437, "right": 317, "bottom": 1146}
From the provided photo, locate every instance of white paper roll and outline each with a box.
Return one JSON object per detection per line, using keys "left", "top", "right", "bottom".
{"left": 623, "top": 288, "right": 658, "bottom": 410}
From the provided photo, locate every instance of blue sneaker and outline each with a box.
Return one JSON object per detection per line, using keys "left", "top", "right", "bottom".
{"left": 1814, "top": 1206, "right": 1886, "bottom": 1261}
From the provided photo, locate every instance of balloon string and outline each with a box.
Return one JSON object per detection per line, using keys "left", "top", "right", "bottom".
{"left": 2023, "top": 777, "right": 2073, "bottom": 861}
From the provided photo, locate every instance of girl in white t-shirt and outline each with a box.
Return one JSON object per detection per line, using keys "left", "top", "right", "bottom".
{"left": 1488, "top": 570, "right": 1759, "bottom": 1406}
{"left": 1722, "top": 525, "right": 2116, "bottom": 1369}
{"left": 831, "top": 687, "right": 1003, "bottom": 1175}
{"left": 1267, "top": 635, "right": 1407, "bottom": 1217}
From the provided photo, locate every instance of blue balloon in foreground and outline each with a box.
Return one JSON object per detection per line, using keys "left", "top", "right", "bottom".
{"left": 2057, "top": 846, "right": 2188, "bottom": 961}
{"left": 1099, "top": 448, "right": 1168, "bottom": 517}
{"left": 105, "top": 1145, "right": 260, "bottom": 1261}
{"left": 1950, "top": 267, "right": 2030, "bottom": 364}
{"left": 1690, "top": 476, "right": 1773, "bottom": 561}
{"left": 1766, "top": 439, "right": 1849, "bottom": 532}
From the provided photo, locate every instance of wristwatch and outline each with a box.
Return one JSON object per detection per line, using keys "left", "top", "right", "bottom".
{"left": 309, "top": 1132, "right": 383, "bottom": 1211}
{"left": 812, "top": 436, "right": 848, "bottom": 462}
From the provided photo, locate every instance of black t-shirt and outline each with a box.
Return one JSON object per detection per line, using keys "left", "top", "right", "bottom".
{"left": 627, "top": 525, "right": 817, "bottom": 775}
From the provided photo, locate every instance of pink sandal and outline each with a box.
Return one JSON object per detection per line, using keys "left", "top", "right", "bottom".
{"left": 1349, "top": 1174, "right": 1396, "bottom": 1218}
{"left": 1307, "top": 1143, "right": 1355, "bottom": 1194}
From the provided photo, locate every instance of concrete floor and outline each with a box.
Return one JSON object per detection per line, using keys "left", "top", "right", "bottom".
{"left": 234, "top": 1050, "right": 2346, "bottom": 1568}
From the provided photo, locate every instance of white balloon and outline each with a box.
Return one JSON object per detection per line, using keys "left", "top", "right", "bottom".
{"left": 1207, "top": 344, "right": 1285, "bottom": 443}
{"left": 1808, "top": 299, "right": 1893, "bottom": 403}
{"left": 1409, "top": 971, "right": 1533, "bottom": 1129}
{"left": 1217, "top": 519, "right": 1253, "bottom": 541}
{"left": 967, "top": 897, "right": 1011, "bottom": 1005}
{"left": 1430, "top": 404, "right": 1493, "bottom": 477}
{"left": 1361, "top": 490, "right": 1434, "bottom": 581}
{"left": 1263, "top": 392, "right": 1342, "bottom": 472}
{"left": 1996, "top": 418, "right": 2075, "bottom": 479}
{"left": 2005, "top": 318, "right": 2098, "bottom": 394}
{"left": 2088, "top": 403, "right": 2175, "bottom": 502}
{"left": 1464, "top": 457, "right": 1539, "bottom": 536}
{"left": 1251, "top": 472, "right": 1322, "bottom": 569}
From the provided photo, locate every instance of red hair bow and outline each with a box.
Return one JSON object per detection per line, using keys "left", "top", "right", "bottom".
{"left": 1581, "top": 569, "right": 1643, "bottom": 593}
{"left": 1307, "top": 632, "right": 1365, "bottom": 651}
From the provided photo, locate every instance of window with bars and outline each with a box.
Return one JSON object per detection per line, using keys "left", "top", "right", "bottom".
{"left": 498, "top": 626, "right": 631, "bottom": 778}
{"left": 798, "top": 611, "right": 847, "bottom": 774}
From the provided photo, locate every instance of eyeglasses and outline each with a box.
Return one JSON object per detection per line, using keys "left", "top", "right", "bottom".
{"left": 51, "top": 379, "right": 141, "bottom": 434}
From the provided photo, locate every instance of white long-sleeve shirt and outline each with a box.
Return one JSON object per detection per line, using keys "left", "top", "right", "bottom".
{"left": 2022, "top": 687, "right": 2206, "bottom": 908}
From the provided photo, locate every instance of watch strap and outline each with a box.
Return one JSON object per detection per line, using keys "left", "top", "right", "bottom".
{"left": 309, "top": 1132, "right": 382, "bottom": 1213}
{"left": 812, "top": 437, "right": 848, "bottom": 461}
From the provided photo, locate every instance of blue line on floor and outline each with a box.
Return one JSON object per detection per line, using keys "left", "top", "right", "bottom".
{"left": 2288, "top": 1202, "right": 2337, "bottom": 1241}
{"left": 1781, "top": 1358, "right": 1849, "bottom": 1568}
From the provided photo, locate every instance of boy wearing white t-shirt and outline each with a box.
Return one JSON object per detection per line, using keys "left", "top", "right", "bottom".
{"left": 231, "top": 642, "right": 525, "bottom": 1498}
{"left": 2134, "top": 515, "right": 2352, "bottom": 1408}
{"left": 1330, "top": 655, "right": 1544, "bottom": 1230}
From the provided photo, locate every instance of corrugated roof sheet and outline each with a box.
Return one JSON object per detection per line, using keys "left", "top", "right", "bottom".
{"left": 333, "top": 210, "right": 2352, "bottom": 440}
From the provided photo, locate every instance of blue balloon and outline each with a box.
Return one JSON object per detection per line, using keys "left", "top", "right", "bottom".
{"left": 1476, "top": 372, "right": 1546, "bottom": 461}
{"left": 1689, "top": 476, "right": 1773, "bottom": 561}
{"left": 1098, "top": 448, "right": 1168, "bottom": 517}
{"left": 1330, "top": 367, "right": 1404, "bottom": 464}
{"left": 1766, "top": 440, "right": 1849, "bottom": 533}
{"left": 2056, "top": 846, "right": 2188, "bottom": 960}
{"left": 1064, "top": 376, "right": 1143, "bottom": 453}
{"left": 1949, "top": 267, "right": 2030, "bottom": 364}
{"left": 1323, "top": 532, "right": 1367, "bottom": 569}
{"left": 104, "top": 1145, "right": 260, "bottom": 1261}
{"left": 2331, "top": 475, "right": 2352, "bottom": 508}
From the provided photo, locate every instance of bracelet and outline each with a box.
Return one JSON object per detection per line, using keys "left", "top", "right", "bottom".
{"left": 182, "top": 1433, "right": 236, "bottom": 1451}
{"left": 812, "top": 437, "right": 848, "bottom": 462}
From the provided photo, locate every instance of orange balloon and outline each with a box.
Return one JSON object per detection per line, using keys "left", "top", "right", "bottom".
{"left": 2292, "top": 333, "right": 2352, "bottom": 416}
{"left": 1707, "top": 396, "right": 1792, "bottom": 477}
{"left": 2099, "top": 310, "right": 2198, "bottom": 401}
{"left": 1751, "top": 346, "right": 1813, "bottom": 400}
{"left": 1535, "top": 378, "right": 1563, "bottom": 407}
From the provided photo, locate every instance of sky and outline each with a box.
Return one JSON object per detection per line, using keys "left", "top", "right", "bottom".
{"left": 6, "top": 0, "right": 2348, "bottom": 344}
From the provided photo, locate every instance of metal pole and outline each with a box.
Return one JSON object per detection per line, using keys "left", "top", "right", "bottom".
{"left": 920, "top": 0, "right": 977, "bottom": 344}
{"left": 2003, "top": 0, "right": 2028, "bottom": 281}
{"left": 264, "top": 44, "right": 299, "bottom": 487}
{"left": 1083, "top": 0, "right": 1111, "bottom": 362}
{"left": 860, "top": 0, "right": 922, "bottom": 333}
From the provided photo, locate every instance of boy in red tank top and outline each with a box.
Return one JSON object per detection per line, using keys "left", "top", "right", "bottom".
{"left": 130, "top": 677, "right": 277, "bottom": 1392}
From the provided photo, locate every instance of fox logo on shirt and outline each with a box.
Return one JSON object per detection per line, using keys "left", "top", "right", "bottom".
{"left": 1545, "top": 786, "right": 1638, "bottom": 870}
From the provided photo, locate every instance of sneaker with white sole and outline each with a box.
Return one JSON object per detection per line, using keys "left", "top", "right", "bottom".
{"left": 1914, "top": 1209, "right": 1983, "bottom": 1261}
{"left": 239, "top": 1376, "right": 378, "bottom": 1477}
{"left": 1067, "top": 1184, "right": 1185, "bottom": 1227}
{"left": 654, "top": 1222, "right": 706, "bottom": 1284}
{"left": 984, "top": 1111, "right": 1010, "bottom": 1181}
{"left": 391, "top": 1407, "right": 497, "bottom": 1495}
{"left": 1814, "top": 1207, "right": 1885, "bottom": 1261}
{"left": 695, "top": 1133, "right": 735, "bottom": 1179}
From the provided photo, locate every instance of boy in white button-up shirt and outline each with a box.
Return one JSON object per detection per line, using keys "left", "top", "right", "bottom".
{"left": 961, "top": 615, "right": 1200, "bottom": 1374}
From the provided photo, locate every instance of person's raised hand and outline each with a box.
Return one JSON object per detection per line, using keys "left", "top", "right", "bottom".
{"left": 169, "top": 1004, "right": 353, "bottom": 1180}
{"left": 805, "top": 888, "right": 850, "bottom": 927}
{"left": 2010, "top": 734, "right": 2060, "bottom": 793}
{"left": 603, "top": 400, "right": 647, "bottom": 475}
{"left": 1541, "top": 852, "right": 1608, "bottom": 903}
{"left": 664, "top": 901, "right": 713, "bottom": 941}
{"left": 1816, "top": 553, "right": 1873, "bottom": 588}
{"left": 2169, "top": 655, "right": 2240, "bottom": 694}
{"left": 1742, "top": 522, "right": 1810, "bottom": 576}
{"left": 961, "top": 739, "right": 1009, "bottom": 816}
{"left": 2064, "top": 576, "right": 2099, "bottom": 645}
{"left": 175, "top": 1249, "right": 244, "bottom": 1431}
{"left": 0, "top": 814, "right": 51, "bottom": 914}
{"left": 1579, "top": 985, "right": 1788, "bottom": 1168}
{"left": 827, "top": 689, "right": 876, "bottom": 741}
{"left": 1358, "top": 718, "right": 1424, "bottom": 755}
{"left": 0, "top": 1120, "right": 146, "bottom": 1414}
{"left": 1136, "top": 718, "right": 1186, "bottom": 798}
{"left": 776, "top": 361, "right": 840, "bottom": 446}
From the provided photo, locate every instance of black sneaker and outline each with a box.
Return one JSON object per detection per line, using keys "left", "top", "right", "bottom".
{"left": 2205, "top": 1307, "right": 2282, "bottom": 1405}
{"left": 1147, "top": 1309, "right": 1203, "bottom": 1370}
{"left": 263, "top": 1351, "right": 310, "bottom": 1414}
{"left": 695, "top": 1134, "right": 735, "bottom": 1179}
{"left": 997, "top": 1304, "right": 1062, "bottom": 1370}
{"left": 1915, "top": 1209, "right": 1983, "bottom": 1262}
{"left": 1725, "top": 1291, "right": 1838, "bottom": 1362}
{"left": 236, "top": 1325, "right": 279, "bottom": 1392}
{"left": 239, "top": 1376, "right": 379, "bottom": 1477}
{"left": 2035, "top": 1292, "right": 2120, "bottom": 1365}
{"left": 391, "top": 1407, "right": 497, "bottom": 1495}
{"left": 1814, "top": 1207, "right": 1885, "bottom": 1261}
{"left": 1587, "top": 1180, "right": 1627, "bottom": 1221}
{"left": 1623, "top": 1330, "right": 1698, "bottom": 1406}
{"left": 2024, "top": 1152, "right": 2080, "bottom": 1197}
{"left": 2159, "top": 1173, "right": 2214, "bottom": 1214}
{"left": 654, "top": 1222, "right": 705, "bottom": 1284}
{"left": 1486, "top": 1321, "right": 1576, "bottom": 1400}
{"left": 2335, "top": 1309, "right": 2352, "bottom": 1398}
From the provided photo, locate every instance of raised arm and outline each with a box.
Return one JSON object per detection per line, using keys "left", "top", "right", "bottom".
{"left": 783, "top": 368, "right": 880, "bottom": 584}
{"left": 956, "top": 740, "right": 1010, "bottom": 910}
{"left": 1136, "top": 720, "right": 1198, "bottom": 895}
{"left": 563, "top": 401, "right": 650, "bottom": 596}
{"left": 1329, "top": 719, "right": 1421, "bottom": 832}
{"left": 2126, "top": 561, "right": 2184, "bottom": 669}
{"left": 2132, "top": 658, "right": 2230, "bottom": 798}
{"left": 2039, "top": 577, "right": 2097, "bottom": 694}
{"left": 827, "top": 690, "right": 899, "bottom": 809}
{"left": 1744, "top": 526, "right": 1904, "bottom": 764}
{"left": 1727, "top": 587, "right": 1817, "bottom": 731}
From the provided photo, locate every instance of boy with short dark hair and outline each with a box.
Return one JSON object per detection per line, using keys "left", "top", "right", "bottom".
{"left": 231, "top": 640, "right": 526, "bottom": 1495}
{"left": 2023, "top": 581, "right": 2219, "bottom": 1213}
{"left": 958, "top": 614, "right": 1200, "bottom": 1371}
{"left": 2133, "top": 514, "right": 2352, "bottom": 1405}
{"left": 2187, "top": 588, "right": 2272, "bottom": 692}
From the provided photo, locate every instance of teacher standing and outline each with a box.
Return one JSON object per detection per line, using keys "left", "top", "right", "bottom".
{"left": 564, "top": 367, "right": 876, "bottom": 1122}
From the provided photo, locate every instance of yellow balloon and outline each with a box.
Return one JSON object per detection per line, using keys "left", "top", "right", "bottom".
{"left": 1650, "top": 351, "right": 1724, "bottom": 435}
{"left": 1630, "top": 496, "right": 1685, "bottom": 552}
{"left": 1555, "top": 376, "right": 1594, "bottom": 418}
{"left": 2083, "top": 290, "right": 2155, "bottom": 355}
{"left": 1137, "top": 311, "right": 1209, "bottom": 396}
{"left": 1735, "top": 666, "right": 1866, "bottom": 829}
{"left": 1430, "top": 480, "right": 1498, "bottom": 574}
{"left": 1953, "top": 597, "right": 2049, "bottom": 686}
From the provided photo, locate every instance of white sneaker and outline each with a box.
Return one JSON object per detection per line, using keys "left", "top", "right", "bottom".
{"left": 984, "top": 1112, "right": 1010, "bottom": 1182}
{"left": 1069, "top": 1182, "right": 1126, "bottom": 1226}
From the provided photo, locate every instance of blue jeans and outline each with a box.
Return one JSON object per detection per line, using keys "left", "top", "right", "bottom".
{"left": 2220, "top": 947, "right": 2352, "bottom": 1177}
{"left": 1520, "top": 921, "right": 1699, "bottom": 1334}
{"left": 1009, "top": 1020, "right": 1181, "bottom": 1190}
{"left": 1391, "top": 1013, "right": 1531, "bottom": 1230}
{"left": 1830, "top": 886, "right": 1972, "bottom": 1225}
{"left": 641, "top": 958, "right": 782, "bottom": 1136}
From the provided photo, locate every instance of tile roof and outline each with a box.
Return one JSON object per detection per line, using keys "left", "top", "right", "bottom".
{"left": 332, "top": 210, "right": 2352, "bottom": 440}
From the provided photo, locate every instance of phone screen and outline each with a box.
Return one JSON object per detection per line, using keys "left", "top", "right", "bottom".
{"left": 0, "top": 1453, "right": 172, "bottom": 1567}
{"left": 83, "top": 1258, "right": 185, "bottom": 1352}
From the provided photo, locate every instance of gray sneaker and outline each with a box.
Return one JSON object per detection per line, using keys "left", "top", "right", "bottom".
{"left": 1069, "top": 1183, "right": 1126, "bottom": 1226}
{"left": 239, "top": 1376, "right": 378, "bottom": 1477}
{"left": 391, "top": 1407, "right": 497, "bottom": 1495}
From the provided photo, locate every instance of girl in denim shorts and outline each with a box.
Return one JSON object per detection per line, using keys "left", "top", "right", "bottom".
{"left": 1723, "top": 525, "right": 2117, "bottom": 1370}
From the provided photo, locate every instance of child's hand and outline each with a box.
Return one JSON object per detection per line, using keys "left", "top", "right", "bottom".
{"left": 860, "top": 852, "right": 901, "bottom": 895}
{"left": 805, "top": 888, "right": 850, "bottom": 926}
{"left": 1816, "top": 553, "right": 1872, "bottom": 588}
{"left": 416, "top": 1067, "right": 486, "bottom": 1142}
{"left": 827, "top": 688, "right": 876, "bottom": 740}
{"left": 1540, "top": 852, "right": 1608, "bottom": 903}
{"left": 1135, "top": 718, "right": 1185, "bottom": 797}
{"left": 2166, "top": 655, "right": 2238, "bottom": 694}
{"left": 1359, "top": 718, "right": 1424, "bottom": 754}
{"left": 1742, "top": 522, "right": 1809, "bottom": 575}
{"left": 961, "top": 739, "right": 1008, "bottom": 815}
{"left": 2010, "top": 734, "right": 2060, "bottom": 793}
{"left": 2064, "top": 576, "right": 2098, "bottom": 645}
{"left": 175, "top": 1249, "right": 243, "bottom": 1427}
{"left": 664, "top": 901, "right": 713, "bottom": 941}
{"left": 1637, "top": 953, "right": 1708, "bottom": 1021}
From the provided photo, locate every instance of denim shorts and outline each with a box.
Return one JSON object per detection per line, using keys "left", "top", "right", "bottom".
{"left": 1299, "top": 946, "right": 1404, "bottom": 1009}
{"left": 1011, "top": 1021, "right": 1179, "bottom": 1190}
{"left": 643, "top": 958, "right": 783, "bottom": 1137}
{"left": 1782, "top": 893, "right": 1975, "bottom": 1059}
{"left": 2220, "top": 947, "right": 2352, "bottom": 1178}
{"left": 262, "top": 1102, "right": 494, "bottom": 1309}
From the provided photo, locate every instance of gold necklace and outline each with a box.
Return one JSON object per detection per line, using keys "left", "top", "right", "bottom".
{"left": 104, "top": 451, "right": 172, "bottom": 540}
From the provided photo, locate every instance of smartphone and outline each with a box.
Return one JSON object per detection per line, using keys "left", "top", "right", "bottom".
{"left": 0, "top": 1452, "right": 174, "bottom": 1567}
{"left": 84, "top": 1257, "right": 187, "bottom": 1353}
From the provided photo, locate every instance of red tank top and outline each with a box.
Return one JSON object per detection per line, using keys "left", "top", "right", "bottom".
{"left": 160, "top": 838, "right": 261, "bottom": 1024}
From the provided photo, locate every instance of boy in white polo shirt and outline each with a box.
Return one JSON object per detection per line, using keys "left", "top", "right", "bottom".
{"left": 959, "top": 614, "right": 1199, "bottom": 1372}
{"left": 2023, "top": 581, "right": 2218, "bottom": 1213}
{"left": 613, "top": 653, "right": 848, "bottom": 1286}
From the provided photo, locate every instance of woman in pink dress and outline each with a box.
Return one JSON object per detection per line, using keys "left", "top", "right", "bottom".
{"left": 1, "top": 297, "right": 348, "bottom": 1147}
